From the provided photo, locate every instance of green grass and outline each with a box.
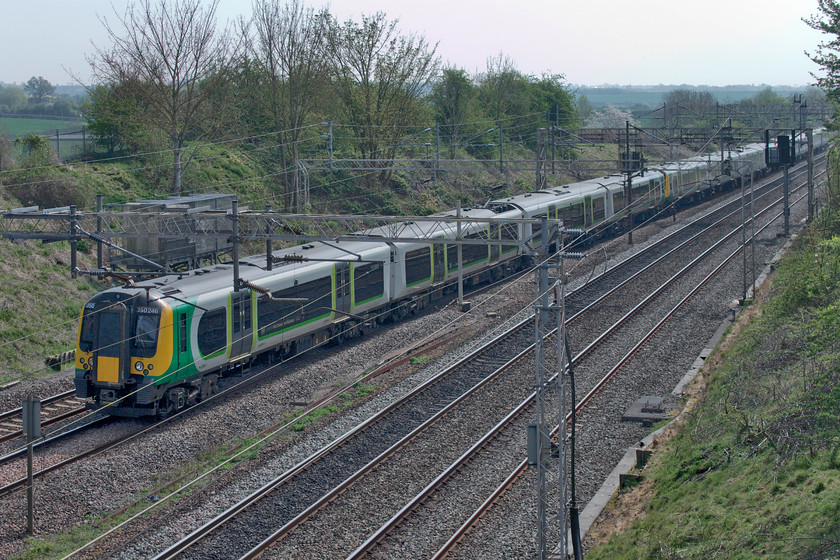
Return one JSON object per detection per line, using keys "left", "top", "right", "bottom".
{"left": 0, "top": 117, "right": 83, "bottom": 137}
{"left": 585, "top": 208, "right": 840, "bottom": 560}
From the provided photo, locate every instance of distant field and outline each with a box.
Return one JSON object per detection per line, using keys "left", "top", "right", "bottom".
{"left": 0, "top": 117, "right": 83, "bottom": 138}
{"left": 578, "top": 91, "right": 667, "bottom": 108}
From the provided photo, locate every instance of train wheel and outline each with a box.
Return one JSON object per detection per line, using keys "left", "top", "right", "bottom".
{"left": 158, "top": 393, "right": 175, "bottom": 419}
{"left": 158, "top": 388, "right": 187, "bottom": 419}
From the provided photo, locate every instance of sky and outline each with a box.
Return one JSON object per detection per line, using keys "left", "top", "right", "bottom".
{"left": 0, "top": 0, "right": 828, "bottom": 88}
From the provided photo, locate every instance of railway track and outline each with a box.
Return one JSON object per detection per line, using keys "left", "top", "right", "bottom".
{"left": 266, "top": 171, "right": 804, "bottom": 560}
{"left": 0, "top": 389, "right": 87, "bottom": 445}
{"left": 425, "top": 169, "right": 823, "bottom": 559}
{"left": 139, "top": 159, "right": 821, "bottom": 560}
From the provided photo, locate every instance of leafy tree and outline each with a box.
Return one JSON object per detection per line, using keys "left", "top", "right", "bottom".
{"left": 88, "top": 0, "right": 238, "bottom": 195}
{"left": 84, "top": 83, "right": 150, "bottom": 154}
{"left": 326, "top": 12, "right": 439, "bottom": 167}
{"left": 248, "top": 0, "right": 331, "bottom": 211}
{"left": 576, "top": 94, "right": 594, "bottom": 121}
{"left": 528, "top": 73, "right": 578, "bottom": 128}
{"left": 753, "top": 86, "right": 787, "bottom": 106}
{"left": 0, "top": 85, "right": 27, "bottom": 112}
{"left": 431, "top": 67, "right": 477, "bottom": 158}
{"left": 23, "top": 76, "right": 55, "bottom": 103}
{"left": 476, "top": 53, "right": 530, "bottom": 123}
{"left": 805, "top": 0, "right": 840, "bottom": 125}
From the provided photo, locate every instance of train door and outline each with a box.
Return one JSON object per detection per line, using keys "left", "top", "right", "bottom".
{"left": 335, "top": 263, "right": 351, "bottom": 314}
{"left": 93, "top": 303, "right": 130, "bottom": 386}
{"left": 433, "top": 244, "right": 445, "bottom": 284}
{"left": 176, "top": 311, "right": 188, "bottom": 369}
{"left": 230, "top": 290, "right": 253, "bottom": 359}
{"left": 584, "top": 196, "right": 592, "bottom": 227}
{"left": 489, "top": 225, "right": 501, "bottom": 262}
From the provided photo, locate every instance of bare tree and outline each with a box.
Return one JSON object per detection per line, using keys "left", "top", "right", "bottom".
{"left": 88, "top": 0, "right": 236, "bottom": 195}
{"left": 326, "top": 12, "right": 439, "bottom": 169}
{"left": 249, "top": 0, "right": 330, "bottom": 211}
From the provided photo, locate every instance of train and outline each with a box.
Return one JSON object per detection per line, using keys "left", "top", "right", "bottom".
{"left": 74, "top": 130, "right": 828, "bottom": 416}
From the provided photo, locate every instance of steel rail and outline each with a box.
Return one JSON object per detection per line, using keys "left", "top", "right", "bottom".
{"left": 347, "top": 180, "right": 794, "bottom": 559}
{"left": 151, "top": 314, "right": 537, "bottom": 560}
{"left": 429, "top": 184, "right": 815, "bottom": 560}
{"left": 238, "top": 339, "right": 542, "bottom": 560}
{"left": 249, "top": 174, "right": 804, "bottom": 559}
{"left": 0, "top": 389, "right": 83, "bottom": 444}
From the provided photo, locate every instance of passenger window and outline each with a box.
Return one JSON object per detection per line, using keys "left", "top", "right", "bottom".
{"left": 135, "top": 315, "right": 159, "bottom": 348}
{"left": 197, "top": 308, "right": 227, "bottom": 357}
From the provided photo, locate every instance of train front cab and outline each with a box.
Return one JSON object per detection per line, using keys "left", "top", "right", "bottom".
{"left": 75, "top": 290, "right": 175, "bottom": 416}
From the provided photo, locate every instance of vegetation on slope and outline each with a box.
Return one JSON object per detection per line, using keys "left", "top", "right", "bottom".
{"left": 585, "top": 188, "right": 840, "bottom": 559}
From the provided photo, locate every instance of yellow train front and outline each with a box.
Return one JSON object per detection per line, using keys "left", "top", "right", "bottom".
{"left": 74, "top": 287, "right": 181, "bottom": 416}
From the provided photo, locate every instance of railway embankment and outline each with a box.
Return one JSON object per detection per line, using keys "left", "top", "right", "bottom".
{"left": 583, "top": 212, "right": 840, "bottom": 559}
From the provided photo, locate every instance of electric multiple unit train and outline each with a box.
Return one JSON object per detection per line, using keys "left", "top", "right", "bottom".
{"left": 74, "top": 131, "right": 827, "bottom": 416}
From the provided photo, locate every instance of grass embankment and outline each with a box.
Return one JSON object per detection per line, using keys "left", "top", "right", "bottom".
{"left": 586, "top": 215, "right": 840, "bottom": 559}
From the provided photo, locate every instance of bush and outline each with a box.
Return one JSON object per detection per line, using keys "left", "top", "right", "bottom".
{"left": 1, "top": 140, "right": 90, "bottom": 209}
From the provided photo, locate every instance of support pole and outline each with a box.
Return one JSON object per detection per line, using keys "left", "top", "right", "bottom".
{"left": 265, "top": 205, "right": 273, "bottom": 271}
{"left": 532, "top": 223, "right": 584, "bottom": 560}
{"left": 555, "top": 238, "right": 569, "bottom": 560}
{"left": 70, "top": 205, "right": 77, "bottom": 279}
{"left": 23, "top": 395, "right": 40, "bottom": 537}
{"left": 231, "top": 199, "right": 240, "bottom": 290}
{"left": 808, "top": 129, "right": 814, "bottom": 222}
{"left": 435, "top": 123, "right": 440, "bottom": 185}
{"left": 328, "top": 120, "right": 334, "bottom": 172}
{"left": 457, "top": 202, "right": 465, "bottom": 310}
{"left": 750, "top": 170, "right": 756, "bottom": 296}
{"left": 741, "top": 169, "right": 747, "bottom": 302}
{"left": 534, "top": 216, "right": 552, "bottom": 559}
{"left": 499, "top": 121, "right": 504, "bottom": 175}
{"left": 783, "top": 166, "right": 790, "bottom": 237}
{"left": 625, "top": 121, "right": 633, "bottom": 245}
{"left": 96, "top": 195, "right": 103, "bottom": 269}
{"left": 27, "top": 438, "right": 33, "bottom": 535}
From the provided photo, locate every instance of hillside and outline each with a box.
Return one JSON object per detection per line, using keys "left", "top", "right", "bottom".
{"left": 584, "top": 204, "right": 840, "bottom": 559}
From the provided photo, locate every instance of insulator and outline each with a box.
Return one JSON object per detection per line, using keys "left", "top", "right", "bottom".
{"left": 76, "top": 268, "right": 111, "bottom": 277}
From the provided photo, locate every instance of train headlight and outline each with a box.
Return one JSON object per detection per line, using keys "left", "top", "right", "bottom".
{"left": 147, "top": 363, "right": 154, "bottom": 371}
{"left": 79, "top": 357, "right": 85, "bottom": 365}
{"left": 134, "top": 361, "right": 144, "bottom": 372}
